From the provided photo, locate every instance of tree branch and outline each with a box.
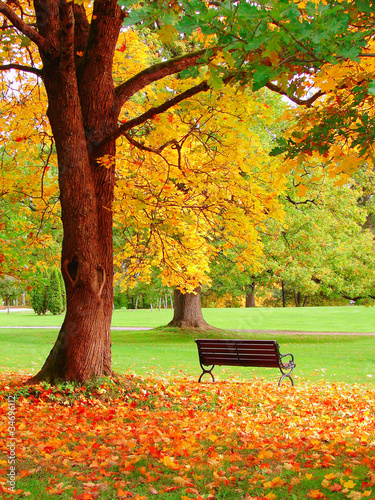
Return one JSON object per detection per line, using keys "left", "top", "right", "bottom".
{"left": 59, "top": 1, "right": 75, "bottom": 73}
{"left": 114, "top": 49, "right": 211, "bottom": 114}
{"left": 266, "top": 81, "right": 324, "bottom": 107}
{"left": 101, "top": 80, "right": 211, "bottom": 149}
{"left": 80, "top": 0, "right": 123, "bottom": 77}
{"left": 285, "top": 194, "right": 317, "bottom": 206}
{"left": 0, "top": 63, "right": 42, "bottom": 77}
{"left": 0, "top": 1, "right": 48, "bottom": 51}
{"left": 73, "top": 4, "right": 89, "bottom": 55}
{"left": 124, "top": 132, "right": 179, "bottom": 155}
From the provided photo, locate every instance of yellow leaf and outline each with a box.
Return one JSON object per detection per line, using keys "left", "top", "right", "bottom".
{"left": 157, "top": 24, "right": 178, "bottom": 44}
{"left": 161, "top": 455, "right": 180, "bottom": 470}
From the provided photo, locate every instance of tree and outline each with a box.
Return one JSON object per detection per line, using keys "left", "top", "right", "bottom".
{"left": 265, "top": 170, "right": 375, "bottom": 305}
{"left": 0, "top": 276, "right": 20, "bottom": 313}
{"left": 0, "top": 0, "right": 369, "bottom": 382}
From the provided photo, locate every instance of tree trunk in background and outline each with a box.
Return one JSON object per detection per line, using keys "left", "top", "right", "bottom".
{"left": 168, "top": 288, "right": 212, "bottom": 329}
{"left": 294, "top": 290, "right": 301, "bottom": 307}
{"left": 281, "top": 281, "right": 286, "bottom": 308}
{"left": 245, "top": 284, "right": 256, "bottom": 307}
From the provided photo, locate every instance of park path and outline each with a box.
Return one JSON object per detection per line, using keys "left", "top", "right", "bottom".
{"left": 0, "top": 326, "right": 375, "bottom": 334}
{"left": 233, "top": 329, "right": 375, "bottom": 335}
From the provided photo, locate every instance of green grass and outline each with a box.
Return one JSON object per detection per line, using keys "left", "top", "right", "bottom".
{"left": 1, "top": 305, "right": 375, "bottom": 332}
{"left": 1, "top": 326, "right": 375, "bottom": 384}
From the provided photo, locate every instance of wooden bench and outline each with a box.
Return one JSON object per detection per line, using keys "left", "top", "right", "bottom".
{"left": 195, "top": 339, "right": 296, "bottom": 386}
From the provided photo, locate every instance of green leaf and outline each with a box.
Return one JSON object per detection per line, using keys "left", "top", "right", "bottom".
{"left": 368, "top": 80, "right": 375, "bottom": 96}
{"left": 20, "top": 36, "right": 31, "bottom": 48}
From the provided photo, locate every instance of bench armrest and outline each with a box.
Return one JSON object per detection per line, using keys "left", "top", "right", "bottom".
{"left": 280, "top": 353, "right": 295, "bottom": 366}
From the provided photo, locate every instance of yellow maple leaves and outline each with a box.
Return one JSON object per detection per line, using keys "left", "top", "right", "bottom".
{"left": 114, "top": 66, "right": 286, "bottom": 291}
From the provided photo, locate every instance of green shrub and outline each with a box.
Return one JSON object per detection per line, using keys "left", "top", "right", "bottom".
{"left": 46, "top": 268, "right": 64, "bottom": 315}
{"left": 30, "top": 274, "right": 48, "bottom": 315}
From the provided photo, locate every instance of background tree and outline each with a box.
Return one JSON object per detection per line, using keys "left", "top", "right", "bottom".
{"left": 265, "top": 169, "right": 375, "bottom": 305}
{"left": 114, "top": 85, "right": 286, "bottom": 327}
{"left": 0, "top": 276, "right": 21, "bottom": 313}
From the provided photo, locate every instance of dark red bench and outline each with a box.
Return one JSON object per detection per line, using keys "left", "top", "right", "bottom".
{"left": 195, "top": 339, "right": 296, "bottom": 386}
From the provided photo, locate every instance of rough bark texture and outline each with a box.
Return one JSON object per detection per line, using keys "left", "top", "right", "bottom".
{"left": 168, "top": 288, "right": 213, "bottom": 330}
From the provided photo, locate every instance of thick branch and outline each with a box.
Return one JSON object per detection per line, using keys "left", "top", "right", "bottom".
{"left": 102, "top": 80, "right": 211, "bottom": 148}
{"left": 59, "top": 1, "right": 75, "bottom": 73}
{"left": 0, "top": 63, "right": 42, "bottom": 77}
{"left": 0, "top": 1, "right": 47, "bottom": 50}
{"left": 114, "top": 49, "right": 210, "bottom": 114}
{"left": 73, "top": 4, "right": 89, "bottom": 54}
{"left": 81, "top": 0, "right": 123, "bottom": 77}
{"left": 266, "top": 81, "right": 324, "bottom": 107}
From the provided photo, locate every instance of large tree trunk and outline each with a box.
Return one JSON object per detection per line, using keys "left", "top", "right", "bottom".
{"left": 168, "top": 288, "right": 213, "bottom": 330}
{"left": 31, "top": 1, "right": 122, "bottom": 383}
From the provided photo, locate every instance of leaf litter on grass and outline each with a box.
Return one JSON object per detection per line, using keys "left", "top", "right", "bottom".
{"left": 0, "top": 372, "right": 375, "bottom": 499}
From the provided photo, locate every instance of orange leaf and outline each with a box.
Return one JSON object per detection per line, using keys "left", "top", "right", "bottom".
{"left": 117, "top": 489, "right": 133, "bottom": 498}
{"left": 329, "top": 483, "right": 342, "bottom": 492}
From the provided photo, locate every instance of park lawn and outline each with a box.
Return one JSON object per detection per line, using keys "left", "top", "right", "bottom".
{"left": 1, "top": 305, "right": 375, "bottom": 332}
{"left": 1, "top": 373, "right": 375, "bottom": 500}
{"left": 0, "top": 327, "right": 375, "bottom": 384}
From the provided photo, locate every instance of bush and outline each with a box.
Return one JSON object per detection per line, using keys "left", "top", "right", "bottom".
{"left": 30, "top": 273, "right": 48, "bottom": 315}
{"left": 46, "top": 269, "right": 64, "bottom": 315}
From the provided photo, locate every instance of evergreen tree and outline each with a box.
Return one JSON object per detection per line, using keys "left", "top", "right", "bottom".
{"left": 30, "top": 273, "right": 48, "bottom": 316}
{"left": 46, "top": 269, "right": 64, "bottom": 315}
{"left": 57, "top": 270, "right": 67, "bottom": 311}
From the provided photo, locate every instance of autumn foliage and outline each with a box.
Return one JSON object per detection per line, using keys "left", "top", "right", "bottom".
{"left": 1, "top": 373, "right": 375, "bottom": 499}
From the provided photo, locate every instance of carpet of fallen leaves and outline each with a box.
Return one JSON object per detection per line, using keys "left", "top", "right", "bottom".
{"left": 0, "top": 372, "right": 375, "bottom": 500}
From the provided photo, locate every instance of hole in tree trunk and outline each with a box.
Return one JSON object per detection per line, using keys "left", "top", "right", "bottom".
{"left": 67, "top": 257, "right": 79, "bottom": 281}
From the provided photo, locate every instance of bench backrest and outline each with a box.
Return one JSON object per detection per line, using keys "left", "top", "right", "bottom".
{"left": 195, "top": 339, "right": 282, "bottom": 368}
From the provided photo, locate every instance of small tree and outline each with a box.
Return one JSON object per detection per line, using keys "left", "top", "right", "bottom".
{"left": 0, "top": 276, "right": 20, "bottom": 313}
{"left": 46, "top": 269, "right": 64, "bottom": 315}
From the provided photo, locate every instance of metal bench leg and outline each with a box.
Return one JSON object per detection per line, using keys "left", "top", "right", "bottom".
{"left": 198, "top": 364, "right": 215, "bottom": 383}
{"left": 278, "top": 373, "right": 294, "bottom": 386}
{"left": 278, "top": 366, "right": 295, "bottom": 386}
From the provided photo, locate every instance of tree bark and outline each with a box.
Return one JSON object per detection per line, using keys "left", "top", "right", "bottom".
{"left": 245, "top": 284, "right": 256, "bottom": 307}
{"left": 294, "top": 290, "right": 301, "bottom": 307}
{"left": 168, "top": 288, "right": 213, "bottom": 329}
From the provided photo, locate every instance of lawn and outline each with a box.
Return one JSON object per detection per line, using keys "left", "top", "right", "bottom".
{"left": 1, "top": 305, "right": 375, "bottom": 332}
{"left": 1, "top": 327, "right": 374, "bottom": 384}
